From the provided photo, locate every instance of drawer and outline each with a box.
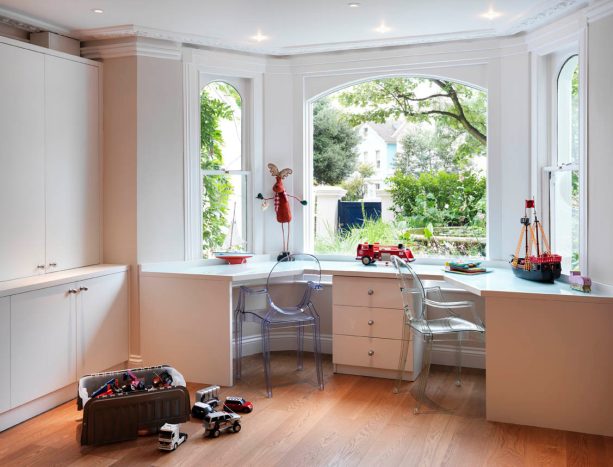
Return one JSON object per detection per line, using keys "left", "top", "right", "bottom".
{"left": 333, "top": 335, "right": 412, "bottom": 371}
{"left": 333, "top": 305, "right": 404, "bottom": 339}
{"left": 333, "top": 276, "right": 403, "bottom": 309}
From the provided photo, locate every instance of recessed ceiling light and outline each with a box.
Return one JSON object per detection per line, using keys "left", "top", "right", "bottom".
{"left": 92, "top": 9, "right": 104, "bottom": 14}
{"left": 251, "top": 31, "right": 269, "bottom": 42}
{"left": 481, "top": 8, "right": 502, "bottom": 20}
{"left": 374, "top": 22, "right": 391, "bottom": 33}
{"left": 347, "top": 2, "right": 361, "bottom": 7}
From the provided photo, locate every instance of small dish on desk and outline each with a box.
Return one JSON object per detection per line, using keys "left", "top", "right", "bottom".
{"left": 444, "top": 261, "right": 491, "bottom": 275}
{"left": 214, "top": 253, "right": 253, "bottom": 265}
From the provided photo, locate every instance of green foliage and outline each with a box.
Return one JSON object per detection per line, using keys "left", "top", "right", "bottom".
{"left": 337, "top": 77, "right": 487, "bottom": 146}
{"left": 200, "top": 83, "right": 238, "bottom": 256}
{"left": 388, "top": 170, "right": 486, "bottom": 228}
{"left": 313, "top": 99, "right": 360, "bottom": 185}
{"left": 341, "top": 163, "right": 375, "bottom": 201}
{"left": 315, "top": 217, "right": 485, "bottom": 257}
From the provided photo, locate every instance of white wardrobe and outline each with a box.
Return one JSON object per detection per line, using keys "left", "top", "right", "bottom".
{"left": 0, "top": 38, "right": 100, "bottom": 282}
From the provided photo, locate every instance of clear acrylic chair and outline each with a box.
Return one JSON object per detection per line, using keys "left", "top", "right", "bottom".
{"left": 233, "top": 253, "right": 324, "bottom": 397}
{"left": 391, "top": 256, "right": 485, "bottom": 414}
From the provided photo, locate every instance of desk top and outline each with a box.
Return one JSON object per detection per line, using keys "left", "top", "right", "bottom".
{"left": 141, "top": 259, "right": 613, "bottom": 303}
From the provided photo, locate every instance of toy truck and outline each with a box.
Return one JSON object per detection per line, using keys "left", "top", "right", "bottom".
{"left": 158, "top": 423, "right": 188, "bottom": 451}
{"left": 356, "top": 242, "right": 415, "bottom": 265}
{"left": 203, "top": 411, "right": 242, "bottom": 438}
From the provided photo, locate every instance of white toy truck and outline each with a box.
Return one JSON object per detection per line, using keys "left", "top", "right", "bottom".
{"left": 158, "top": 423, "right": 188, "bottom": 451}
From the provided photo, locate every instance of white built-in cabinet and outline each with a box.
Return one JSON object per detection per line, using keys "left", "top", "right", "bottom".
{"left": 0, "top": 298, "right": 10, "bottom": 413}
{"left": 77, "top": 273, "right": 129, "bottom": 376}
{"left": 1, "top": 270, "right": 128, "bottom": 414}
{"left": 10, "top": 283, "right": 77, "bottom": 408}
{"left": 0, "top": 42, "right": 46, "bottom": 281}
{"left": 45, "top": 56, "right": 100, "bottom": 273}
{"left": 0, "top": 39, "right": 100, "bottom": 282}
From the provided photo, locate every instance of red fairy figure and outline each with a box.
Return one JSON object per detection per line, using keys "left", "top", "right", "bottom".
{"left": 257, "top": 163, "right": 307, "bottom": 259}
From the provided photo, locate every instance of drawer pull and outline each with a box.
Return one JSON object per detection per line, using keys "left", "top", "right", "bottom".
{"left": 36, "top": 265, "right": 45, "bottom": 270}
{"left": 368, "top": 350, "right": 375, "bottom": 356}
{"left": 79, "top": 286, "right": 89, "bottom": 292}
{"left": 367, "top": 320, "right": 374, "bottom": 325}
{"left": 68, "top": 289, "right": 78, "bottom": 294}
{"left": 367, "top": 289, "right": 374, "bottom": 295}
{"left": 48, "top": 262, "right": 57, "bottom": 267}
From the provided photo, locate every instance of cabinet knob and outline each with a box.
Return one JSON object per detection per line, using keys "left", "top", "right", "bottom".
{"left": 36, "top": 265, "right": 45, "bottom": 270}
{"left": 79, "top": 286, "right": 89, "bottom": 292}
{"left": 367, "top": 289, "right": 374, "bottom": 295}
{"left": 68, "top": 289, "right": 78, "bottom": 294}
{"left": 367, "top": 320, "right": 374, "bottom": 326}
{"left": 368, "top": 350, "right": 375, "bottom": 356}
{"left": 48, "top": 262, "right": 57, "bottom": 267}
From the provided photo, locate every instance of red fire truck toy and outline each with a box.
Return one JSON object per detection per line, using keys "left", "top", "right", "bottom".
{"left": 356, "top": 242, "right": 415, "bottom": 265}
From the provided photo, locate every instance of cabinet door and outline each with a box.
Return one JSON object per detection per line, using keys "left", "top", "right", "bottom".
{"left": 77, "top": 272, "right": 129, "bottom": 375}
{"left": 10, "top": 284, "right": 76, "bottom": 408}
{"left": 0, "top": 297, "right": 10, "bottom": 413}
{"left": 45, "top": 56, "right": 100, "bottom": 272}
{"left": 0, "top": 43, "right": 46, "bottom": 281}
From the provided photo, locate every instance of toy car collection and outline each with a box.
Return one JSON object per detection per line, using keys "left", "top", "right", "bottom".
{"left": 223, "top": 396, "right": 253, "bottom": 413}
{"left": 158, "top": 423, "right": 188, "bottom": 451}
{"left": 203, "top": 411, "right": 242, "bottom": 438}
{"left": 356, "top": 242, "right": 415, "bottom": 265}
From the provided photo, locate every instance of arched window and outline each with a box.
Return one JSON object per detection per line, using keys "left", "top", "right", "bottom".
{"left": 311, "top": 77, "right": 487, "bottom": 258}
{"left": 547, "top": 55, "right": 580, "bottom": 272}
{"left": 200, "top": 81, "right": 248, "bottom": 257}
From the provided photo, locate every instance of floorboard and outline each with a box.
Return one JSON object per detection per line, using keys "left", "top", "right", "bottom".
{"left": 0, "top": 352, "right": 611, "bottom": 467}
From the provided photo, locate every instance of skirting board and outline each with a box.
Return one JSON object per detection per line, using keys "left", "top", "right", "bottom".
{"left": 237, "top": 333, "right": 485, "bottom": 370}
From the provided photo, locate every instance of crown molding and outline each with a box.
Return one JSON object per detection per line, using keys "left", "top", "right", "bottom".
{"left": 503, "top": 0, "right": 587, "bottom": 34}
{"left": 585, "top": 0, "right": 613, "bottom": 21}
{"left": 0, "top": 6, "right": 71, "bottom": 36}
{"left": 81, "top": 37, "right": 182, "bottom": 60}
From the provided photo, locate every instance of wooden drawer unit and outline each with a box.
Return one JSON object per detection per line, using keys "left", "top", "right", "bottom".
{"left": 333, "top": 335, "right": 412, "bottom": 371}
{"left": 333, "top": 305, "right": 403, "bottom": 339}
{"left": 333, "top": 276, "right": 403, "bottom": 309}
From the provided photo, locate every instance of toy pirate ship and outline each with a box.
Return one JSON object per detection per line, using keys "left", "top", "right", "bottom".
{"left": 511, "top": 199, "right": 562, "bottom": 283}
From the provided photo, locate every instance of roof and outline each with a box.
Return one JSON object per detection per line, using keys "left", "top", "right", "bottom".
{"left": 364, "top": 120, "right": 405, "bottom": 143}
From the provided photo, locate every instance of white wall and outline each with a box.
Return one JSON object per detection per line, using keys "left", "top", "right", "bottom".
{"left": 136, "top": 56, "right": 185, "bottom": 263}
{"left": 587, "top": 13, "right": 613, "bottom": 285}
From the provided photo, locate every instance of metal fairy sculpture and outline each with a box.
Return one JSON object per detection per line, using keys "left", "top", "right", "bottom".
{"left": 257, "top": 163, "right": 307, "bottom": 260}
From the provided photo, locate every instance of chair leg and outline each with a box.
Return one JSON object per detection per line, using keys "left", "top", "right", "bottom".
{"left": 455, "top": 334, "right": 463, "bottom": 387}
{"left": 414, "top": 336, "right": 433, "bottom": 414}
{"left": 296, "top": 325, "right": 304, "bottom": 371}
{"left": 261, "top": 321, "right": 272, "bottom": 398}
{"left": 394, "top": 323, "right": 411, "bottom": 394}
{"left": 313, "top": 318, "right": 324, "bottom": 390}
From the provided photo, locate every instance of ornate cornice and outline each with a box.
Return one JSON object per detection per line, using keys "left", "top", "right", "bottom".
{"left": 504, "top": 0, "right": 587, "bottom": 35}
{"left": 0, "top": 7, "right": 71, "bottom": 36}
{"left": 80, "top": 37, "right": 182, "bottom": 61}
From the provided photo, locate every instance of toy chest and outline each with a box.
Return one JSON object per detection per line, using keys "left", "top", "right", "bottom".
{"left": 78, "top": 365, "right": 190, "bottom": 446}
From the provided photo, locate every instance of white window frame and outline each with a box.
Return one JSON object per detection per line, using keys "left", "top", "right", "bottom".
{"left": 183, "top": 50, "right": 265, "bottom": 260}
{"left": 532, "top": 35, "right": 587, "bottom": 274}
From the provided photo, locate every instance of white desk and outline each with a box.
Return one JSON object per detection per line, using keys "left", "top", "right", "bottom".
{"left": 140, "top": 259, "right": 613, "bottom": 436}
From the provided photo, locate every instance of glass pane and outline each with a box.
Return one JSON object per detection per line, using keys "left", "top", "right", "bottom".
{"left": 201, "top": 81, "right": 242, "bottom": 171}
{"left": 550, "top": 170, "right": 579, "bottom": 272}
{"left": 202, "top": 174, "right": 248, "bottom": 257}
{"left": 557, "top": 56, "right": 579, "bottom": 165}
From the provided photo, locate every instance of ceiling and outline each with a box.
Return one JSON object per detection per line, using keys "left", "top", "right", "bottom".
{"left": 0, "top": 0, "right": 587, "bottom": 55}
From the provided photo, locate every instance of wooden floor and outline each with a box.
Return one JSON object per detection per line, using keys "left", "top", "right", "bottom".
{"left": 0, "top": 352, "right": 611, "bottom": 467}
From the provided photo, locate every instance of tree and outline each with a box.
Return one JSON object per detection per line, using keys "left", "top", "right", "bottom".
{"left": 313, "top": 99, "right": 360, "bottom": 185}
{"left": 396, "top": 124, "right": 472, "bottom": 175}
{"left": 200, "top": 83, "right": 236, "bottom": 255}
{"left": 341, "top": 163, "right": 375, "bottom": 200}
{"left": 338, "top": 77, "right": 487, "bottom": 147}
